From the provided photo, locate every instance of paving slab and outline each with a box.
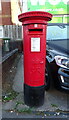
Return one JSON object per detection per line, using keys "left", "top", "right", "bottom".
{"left": 2, "top": 54, "right": 69, "bottom": 119}
{"left": 12, "top": 55, "right": 24, "bottom": 93}
{"left": 12, "top": 55, "right": 68, "bottom": 111}
{"left": 2, "top": 100, "right": 16, "bottom": 111}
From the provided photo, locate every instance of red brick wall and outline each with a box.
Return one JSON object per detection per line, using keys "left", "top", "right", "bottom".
{"left": 0, "top": 3, "right": 2, "bottom": 25}
{"left": 1, "top": 1, "right": 13, "bottom": 25}
{"left": 0, "top": 12, "right": 2, "bottom": 25}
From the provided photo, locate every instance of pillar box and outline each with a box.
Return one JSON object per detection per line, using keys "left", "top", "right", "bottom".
{"left": 18, "top": 11, "right": 52, "bottom": 106}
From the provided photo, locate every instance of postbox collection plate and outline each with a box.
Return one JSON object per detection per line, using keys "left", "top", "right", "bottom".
{"left": 31, "top": 37, "right": 40, "bottom": 52}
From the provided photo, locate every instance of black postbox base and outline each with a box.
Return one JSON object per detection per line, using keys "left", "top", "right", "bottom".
{"left": 24, "top": 84, "right": 45, "bottom": 107}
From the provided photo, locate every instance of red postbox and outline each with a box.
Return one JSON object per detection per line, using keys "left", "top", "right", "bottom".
{"left": 18, "top": 11, "right": 52, "bottom": 106}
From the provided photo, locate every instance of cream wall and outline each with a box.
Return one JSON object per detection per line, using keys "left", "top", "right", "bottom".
{"left": 11, "top": 0, "right": 22, "bottom": 25}
{"left": 0, "top": 0, "right": 1, "bottom": 11}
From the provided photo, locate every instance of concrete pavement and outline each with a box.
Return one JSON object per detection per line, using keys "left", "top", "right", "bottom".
{"left": 12, "top": 55, "right": 24, "bottom": 93}
{"left": 2, "top": 54, "right": 69, "bottom": 119}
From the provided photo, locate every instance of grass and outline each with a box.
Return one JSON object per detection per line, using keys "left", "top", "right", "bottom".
{"left": 14, "top": 101, "right": 25, "bottom": 110}
{"left": 51, "top": 104, "right": 58, "bottom": 108}
{"left": 16, "top": 108, "right": 33, "bottom": 113}
{"left": 14, "top": 101, "right": 34, "bottom": 114}
{"left": 2, "top": 90, "right": 18, "bottom": 102}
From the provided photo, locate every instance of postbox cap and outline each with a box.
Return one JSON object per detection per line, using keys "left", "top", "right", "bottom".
{"left": 18, "top": 11, "right": 53, "bottom": 25}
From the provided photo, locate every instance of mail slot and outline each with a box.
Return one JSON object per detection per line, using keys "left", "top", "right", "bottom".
{"left": 18, "top": 11, "right": 53, "bottom": 106}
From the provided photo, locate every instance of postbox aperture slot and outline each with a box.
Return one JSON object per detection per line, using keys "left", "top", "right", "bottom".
{"left": 29, "top": 29, "right": 43, "bottom": 34}
{"left": 29, "top": 29, "right": 43, "bottom": 31}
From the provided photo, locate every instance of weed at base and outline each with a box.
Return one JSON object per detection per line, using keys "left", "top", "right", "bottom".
{"left": 2, "top": 90, "right": 19, "bottom": 102}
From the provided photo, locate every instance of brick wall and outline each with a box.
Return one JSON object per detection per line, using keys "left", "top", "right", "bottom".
{"left": 0, "top": 1, "right": 2, "bottom": 25}
{"left": 1, "top": 1, "right": 13, "bottom": 25}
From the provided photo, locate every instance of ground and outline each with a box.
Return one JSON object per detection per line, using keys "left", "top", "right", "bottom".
{"left": 2, "top": 54, "right": 69, "bottom": 119}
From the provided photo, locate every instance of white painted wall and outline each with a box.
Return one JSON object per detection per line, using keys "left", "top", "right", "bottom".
{"left": 22, "top": 0, "right": 28, "bottom": 12}
{"left": 0, "top": 26, "right": 3, "bottom": 38}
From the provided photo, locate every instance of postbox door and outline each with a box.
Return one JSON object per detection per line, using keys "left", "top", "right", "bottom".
{"left": 23, "top": 24, "right": 47, "bottom": 87}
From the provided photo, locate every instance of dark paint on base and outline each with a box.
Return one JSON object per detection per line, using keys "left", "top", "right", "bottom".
{"left": 24, "top": 84, "right": 45, "bottom": 107}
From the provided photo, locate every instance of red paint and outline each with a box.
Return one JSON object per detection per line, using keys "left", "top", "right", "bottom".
{"left": 18, "top": 11, "right": 52, "bottom": 87}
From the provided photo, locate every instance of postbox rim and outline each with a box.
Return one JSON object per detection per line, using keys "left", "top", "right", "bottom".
{"left": 18, "top": 11, "right": 53, "bottom": 23}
